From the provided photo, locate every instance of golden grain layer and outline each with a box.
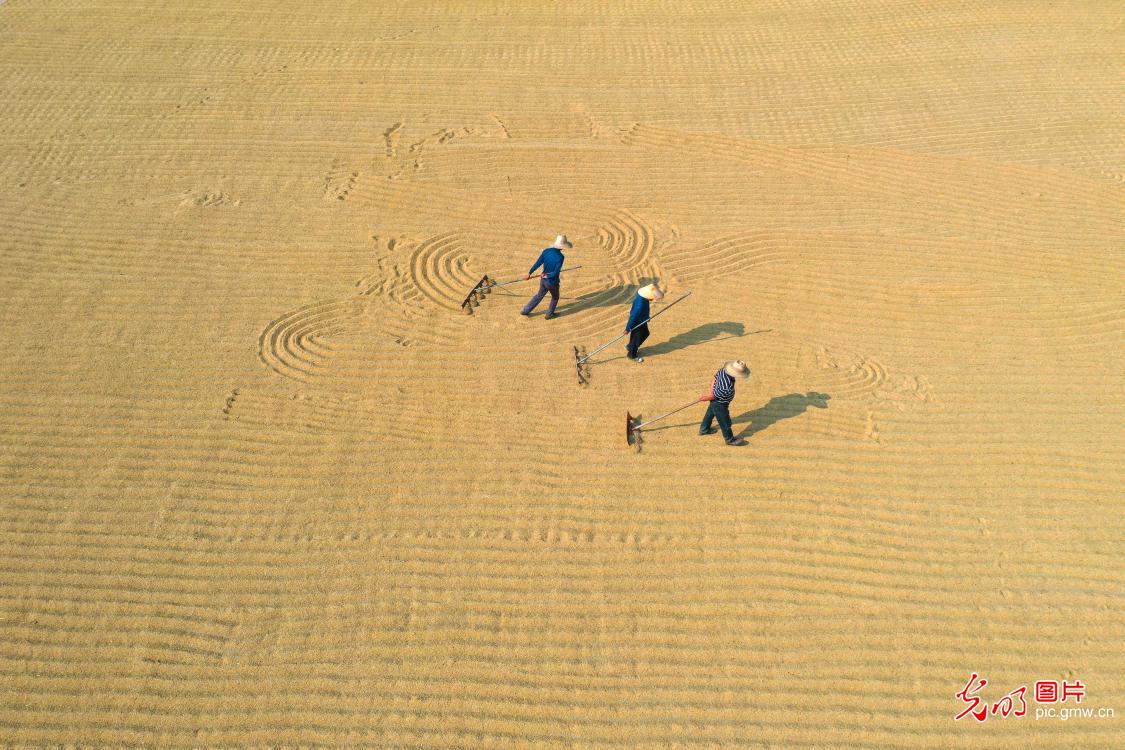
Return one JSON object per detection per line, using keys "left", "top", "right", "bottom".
{"left": 1, "top": 1, "right": 1123, "bottom": 746}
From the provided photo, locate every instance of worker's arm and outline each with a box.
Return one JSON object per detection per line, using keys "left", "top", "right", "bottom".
{"left": 700, "top": 377, "right": 716, "bottom": 401}
{"left": 624, "top": 297, "right": 644, "bottom": 332}
{"left": 526, "top": 251, "right": 545, "bottom": 280}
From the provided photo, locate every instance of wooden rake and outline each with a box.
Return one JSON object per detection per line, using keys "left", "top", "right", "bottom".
{"left": 626, "top": 398, "right": 706, "bottom": 447}
{"left": 488, "top": 265, "right": 582, "bottom": 290}
{"left": 574, "top": 291, "right": 692, "bottom": 385}
{"left": 461, "top": 266, "right": 582, "bottom": 315}
{"left": 460, "top": 274, "right": 493, "bottom": 315}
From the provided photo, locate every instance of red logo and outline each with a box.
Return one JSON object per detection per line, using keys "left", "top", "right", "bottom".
{"left": 1062, "top": 681, "right": 1086, "bottom": 703}
{"left": 957, "top": 675, "right": 1088, "bottom": 722}
{"left": 991, "top": 686, "right": 1027, "bottom": 718}
{"left": 954, "top": 673, "right": 989, "bottom": 722}
{"left": 1036, "top": 681, "right": 1059, "bottom": 703}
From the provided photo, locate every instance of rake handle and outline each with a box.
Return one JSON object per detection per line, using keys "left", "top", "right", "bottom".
{"left": 577, "top": 291, "right": 692, "bottom": 365}
{"left": 490, "top": 265, "right": 582, "bottom": 288}
{"left": 634, "top": 398, "right": 705, "bottom": 431}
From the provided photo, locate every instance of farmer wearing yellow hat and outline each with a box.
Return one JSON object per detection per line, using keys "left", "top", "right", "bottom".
{"left": 700, "top": 360, "right": 751, "bottom": 446}
{"left": 624, "top": 282, "right": 664, "bottom": 362}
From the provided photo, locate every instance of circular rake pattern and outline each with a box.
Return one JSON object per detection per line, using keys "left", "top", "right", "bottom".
{"left": 408, "top": 232, "right": 482, "bottom": 311}
{"left": 813, "top": 345, "right": 890, "bottom": 402}
{"left": 596, "top": 208, "right": 661, "bottom": 282}
{"left": 258, "top": 297, "right": 369, "bottom": 383}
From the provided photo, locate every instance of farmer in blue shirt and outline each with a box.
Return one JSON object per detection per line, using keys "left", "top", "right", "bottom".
{"left": 625, "top": 283, "right": 663, "bottom": 362}
{"left": 700, "top": 360, "right": 750, "bottom": 446}
{"left": 520, "top": 234, "right": 571, "bottom": 319}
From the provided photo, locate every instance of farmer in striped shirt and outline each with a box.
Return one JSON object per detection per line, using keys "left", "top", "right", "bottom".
{"left": 699, "top": 360, "right": 750, "bottom": 446}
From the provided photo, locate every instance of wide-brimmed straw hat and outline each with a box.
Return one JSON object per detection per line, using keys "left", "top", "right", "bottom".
{"left": 638, "top": 283, "right": 664, "bottom": 300}
{"left": 552, "top": 234, "right": 573, "bottom": 249}
{"left": 724, "top": 360, "right": 750, "bottom": 379}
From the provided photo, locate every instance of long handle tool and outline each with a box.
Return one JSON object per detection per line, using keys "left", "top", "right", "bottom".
{"left": 574, "top": 291, "right": 692, "bottom": 383}
{"left": 626, "top": 398, "right": 705, "bottom": 446}
{"left": 488, "top": 266, "right": 582, "bottom": 289}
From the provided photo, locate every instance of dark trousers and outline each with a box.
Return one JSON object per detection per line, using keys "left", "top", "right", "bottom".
{"left": 700, "top": 401, "right": 735, "bottom": 441}
{"left": 522, "top": 280, "right": 559, "bottom": 315}
{"left": 626, "top": 324, "right": 650, "bottom": 358}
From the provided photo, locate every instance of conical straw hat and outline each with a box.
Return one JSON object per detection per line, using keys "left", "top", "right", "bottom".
{"left": 638, "top": 283, "right": 664, "bottom": 300}
{"left": 724, "top": 360, "right": 750, "bottom": 379}
{"left": 552, "top": 234, "right": 573, "bottom": 249}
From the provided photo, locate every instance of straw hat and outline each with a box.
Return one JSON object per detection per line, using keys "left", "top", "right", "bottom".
{"left": 552, "top": 234, "right": 573, "bottom": 249}
{"left": 724, "top": 360, "right": 750, "bottom": 379}
{"left": 637, "top": 283, "right": 665, "bottom": 300}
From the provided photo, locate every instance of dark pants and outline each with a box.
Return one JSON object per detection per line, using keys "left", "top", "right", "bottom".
{"left": 700, "top": 401, "right": 735, "bottom": 441}
{"left": 626, "top": 324, "right": 650, "bottom": 358}
{"left": 522, "top": 280, "right": 559, "bottom": 315}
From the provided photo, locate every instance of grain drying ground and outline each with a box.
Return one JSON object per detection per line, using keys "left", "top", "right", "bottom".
{"left": 1, "top": 1, "right": 1123, "bottom": 746}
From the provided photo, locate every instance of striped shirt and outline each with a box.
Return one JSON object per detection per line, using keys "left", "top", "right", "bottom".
{"left": 711, "top": 368, "right": 736, "bottom": 404}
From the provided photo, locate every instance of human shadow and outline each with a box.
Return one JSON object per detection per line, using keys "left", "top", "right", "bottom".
{"left": 553, "top": 276, "right": 659, "bottom": 318}
{"left": 551, "top": 285, "right": 633, "bottom": 317}
{"left": 636, "top": 392, "right": 831, "bottom": 436}
{"left": 733, "top": 392, "right": 831, "bottom": 439}
{"left": 588, "top": 321, "right": 752, "bottom": 366}
{"left": 642, "top": 321, "right": 764, "bottom": 358}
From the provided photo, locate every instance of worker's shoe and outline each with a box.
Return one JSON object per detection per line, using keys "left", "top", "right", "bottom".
{"left": 544, "top": 312, "right": 557, "bottom": 320}
{"left": 725, "top": 437, "right": 748, "bottom": 446}
{"left": 630, "top": 356, "right": 644, "bottom": 363}
{"left": 699, "top": 428, "right": 717, "bottom": 435}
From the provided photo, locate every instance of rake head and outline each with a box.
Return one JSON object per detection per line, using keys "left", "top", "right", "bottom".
{"left": 626, "top": 411, "right": 642, "bottom": 447}
{"left": 574, "top": 345, "right": 589, "bottom": 385}
{"left": 460, "top": 274, "right": 493, "bottom": 315}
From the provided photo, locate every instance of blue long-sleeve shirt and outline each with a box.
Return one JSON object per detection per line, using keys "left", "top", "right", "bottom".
{"left": 710, "top": 368, "right": 736, "bottom": 404}
{"left": 625, "top": 294, "right": 650, "bottom": 332}
{"left": 529, "top": 247, "right": 565, "bottom": 284}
